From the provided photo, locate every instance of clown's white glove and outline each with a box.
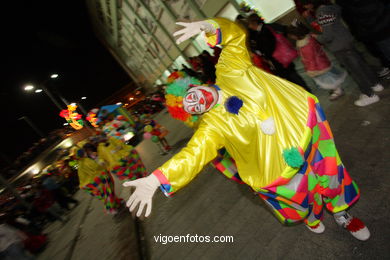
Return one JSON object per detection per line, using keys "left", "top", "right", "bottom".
{"left": 173, "top": 21, "right": 216, "bottom": 44}
{"left": 123, "top": 174, "right": 161, "bottom": 217}
{"left": 260, "top": 117, "right": 275, "bottom": 135}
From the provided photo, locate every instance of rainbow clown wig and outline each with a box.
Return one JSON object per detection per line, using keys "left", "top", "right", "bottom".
{"left": 165, "top": 71, "right": 201, "bottom": 123}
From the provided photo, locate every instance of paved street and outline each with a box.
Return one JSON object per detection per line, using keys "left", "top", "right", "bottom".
{"left": 38, "top": 66, "right": 390, "bottom": 260}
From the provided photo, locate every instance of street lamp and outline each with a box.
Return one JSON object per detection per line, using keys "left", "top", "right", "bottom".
{"left": 81, "top": 96, "right": 87, "bottom": 100}
{"left": 23, "top": 74, "right": 65, "bottom": 111}
{"left": 24, "top": 85, "right": 34, "bottom": 91}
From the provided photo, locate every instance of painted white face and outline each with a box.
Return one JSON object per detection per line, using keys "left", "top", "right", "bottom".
{"left": 183, "top": 86, "right": 218, "bottom": 114}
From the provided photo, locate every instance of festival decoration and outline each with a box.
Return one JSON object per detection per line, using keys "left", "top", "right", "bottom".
{"left": 144, "top": 125, "right": 153, "bottom": 133}
{"left": 143, "top": 132, "right": 152, "bottom": 140}
{"left": 59, "top": 104, "right": 84, "bottom": 130}
{"left": 86, "top": 108, "right": 99, "bottom": 128}
{"left": 102, "top": 115, "right": 135, "bottom": 141}
{"left": 151, "top": 135, "right": 160, "bottom": 143}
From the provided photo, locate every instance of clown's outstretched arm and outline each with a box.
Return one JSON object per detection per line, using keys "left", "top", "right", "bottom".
{"left": 123, "top": 123, "right": 224, "bottom": 217}
{"left": 174, "top": 18, "right": 252, "bottom": 64}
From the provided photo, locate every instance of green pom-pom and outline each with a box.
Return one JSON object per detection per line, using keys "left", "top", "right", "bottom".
{"left": 166, "top": 77, "right": 201, "bottom": 97}
{"left": 282, "top": 147, "right": 304, "bottom": 168}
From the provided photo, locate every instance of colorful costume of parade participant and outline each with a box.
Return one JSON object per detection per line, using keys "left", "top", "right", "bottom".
{"left": 124, "top": 18, "right": 370, "bottom": 240}
{"left": 97, "top": 137, "right": 147, "bottom": 181}
{"left": 77, "top": 145, "right": 122, "bottom": 214}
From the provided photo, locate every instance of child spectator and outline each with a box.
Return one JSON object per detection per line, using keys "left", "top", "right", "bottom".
{"left": 287, "top": 23, "right": 347, "bottom": 100}
{"left": 247, "top": 13, "right": 312, "bottom": 92}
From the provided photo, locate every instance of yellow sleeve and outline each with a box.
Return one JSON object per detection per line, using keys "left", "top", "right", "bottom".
{"left": 205, "top": 18, "right": 252, "bottom": 67}
{"left": 152, "top": 123, "right": 224, "bottom": 196}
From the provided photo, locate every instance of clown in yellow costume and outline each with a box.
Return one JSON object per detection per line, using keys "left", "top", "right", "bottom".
{"left": 97, "top": 137, "right": 147, "bottom": 181}
{"left": 77, "top": 145, "right": 122, "bottom": 214}
{"left": 123, "top": 18, "right": 370, "bottom": 241}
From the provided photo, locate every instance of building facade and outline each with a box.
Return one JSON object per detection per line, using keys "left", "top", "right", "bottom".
{"left": 86, "top": 0, "right": 297, "bottom": 92}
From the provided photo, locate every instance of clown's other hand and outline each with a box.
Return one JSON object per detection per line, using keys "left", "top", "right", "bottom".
{"left": 260, "top": 116, "right": 275, "bottom": 135}
{"left": 173, "top": 21, "right": 216, "bottom": 44}
{"left": 123, "top": 174, "right": 160, "bottom": 217}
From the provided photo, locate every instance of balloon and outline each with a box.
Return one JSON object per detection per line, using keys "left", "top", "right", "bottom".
{"left": 152, "top": 135, "right": 160, "bottom": 143}
{"left": 144, "top": 125, "right": 153, "bottom": 133}
{"left": 143, "top": 132, "right": 152, "bottom": 140}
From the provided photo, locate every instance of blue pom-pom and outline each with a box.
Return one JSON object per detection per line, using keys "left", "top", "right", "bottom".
{"left": 225, "top": 96, "right": 243, "bottom": 115}
{"left": 282, "top": 147, "right": 304, "bottom": 168}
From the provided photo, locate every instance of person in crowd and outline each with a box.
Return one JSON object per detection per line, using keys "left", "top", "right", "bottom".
{"left": 211, "top": 46, "right": 222, "bottom": 64}
{"left": 77, "top": 144, "right": 123, "bottom": 214}
{"left": 0, "top": 222, "right": 35, "bottom": 260}
{"left": 336, "top": 0, "right": 390, "bottom": 79}
{"left": 3, "top": 213, "right": 47, "bottom": 254}
{"left": 31, "top": 182, "right": 67, "bottom": 223}
{"left": 181, "top": 64, "right": 200, "bottom": 79}
{"left": 41, "top": 174, "right": 78, "bottom": 210}
{"left": 247, "top": 13, "right": 312, "bottom": 92}
{"left": 123, "top": 18, "right": 370, "bottom": 241}
{"left": 287, "top": 22, "right": 347, "bottom": 100}
{"left": 199, "top": 50, "right": 217, "bottom": 84}
{"left": 299, "top": 0, "right": 384, "bottom": 106}
{"left": 236, "top": 14, "right": 272, "bottom": 73}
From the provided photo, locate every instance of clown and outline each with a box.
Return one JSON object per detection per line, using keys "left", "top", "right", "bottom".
{"left": 165, "top": 72, "right": 242, "bottom": 183}
{"left": 123, "top": 18, "right": 370, "bottom": 241}
{"left": 97, "top": 136, "right": 148, "bottom": 181}
{"left": 77, "top": 143, "right": 123, "bottom": 214}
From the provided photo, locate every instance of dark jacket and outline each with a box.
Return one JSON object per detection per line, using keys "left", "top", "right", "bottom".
{"left": 315, "top": 4, "right": 354, "bottom": 52}
{"left": 336, "top": 0, "right": 390, "bottom": 42}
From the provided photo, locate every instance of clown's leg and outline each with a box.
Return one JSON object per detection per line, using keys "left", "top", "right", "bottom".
{"left": 321, "top": 166, "right": 370, "bottom": 241}
{"left": 111, "top": 150, "right": 148, "bottom": 180}
{"left": 304, "top": 192, "right": 325, "bottom": 233}
{"left": 307, "top": 101, "right": 369, "bottom": 240}
{"left": 82, "top": 171, "right": 122, "bottom": 214}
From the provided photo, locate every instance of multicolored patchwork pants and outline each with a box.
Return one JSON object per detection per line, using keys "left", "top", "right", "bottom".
{"left": 111, "top": 150, "right": 148, "bottom": 181}
{"left": 82, "top": 171, "right": 122, "bottom": 214}
{"left": 258, "top": 97, "right": 360, "bottom": 226}
{"left": 211, "top": 148, "right": 243, "bottom": 184}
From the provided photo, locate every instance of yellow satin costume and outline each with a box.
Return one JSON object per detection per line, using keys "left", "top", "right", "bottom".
{"left": 77, "top": 157, "right": 106, "bottom": 188}
{"left": 154, "top": 18, "right": 314, "bottom": 194}
{"left": 97, "top": 137, "right": 133, "bottom": 171}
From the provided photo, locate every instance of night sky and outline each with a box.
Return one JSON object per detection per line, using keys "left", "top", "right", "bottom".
{"left": 2, "top": 0, "right": 131, "bottom": 161}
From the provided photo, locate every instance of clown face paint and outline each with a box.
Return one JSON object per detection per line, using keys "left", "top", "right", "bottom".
{"left": 183, "top": 86, "right": 219, "bottom": 114}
